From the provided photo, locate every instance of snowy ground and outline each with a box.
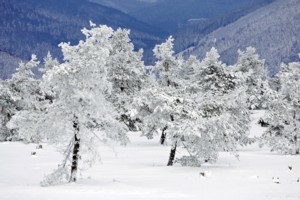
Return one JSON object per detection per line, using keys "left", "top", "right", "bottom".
{"left": 0, "top": 111, "right": 300, "bottom": 200}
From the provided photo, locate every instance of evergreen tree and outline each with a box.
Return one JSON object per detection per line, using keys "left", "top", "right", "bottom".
{"left": 106, "top": 28, "right": 146, "bottom": 130}
{"left": 196, "top": 47, "right": 237, "bottom": 95}
{"left": 6, "top": 53, "right": 59, "bottom": 143}
{"left": 175, "top": 48, "right": 251, "bottom": 166}
{"left": 39, "top": 52, "right": 59, "bottom": 74}
{"left": 8, "top": 25, "right": 128, "bottom": 185}
{"left": 0, "top": 80, "right": 14, "bottom": 141}
{"left": 153, "top": 36, "right": 182, "bottom": 87}
{"left": 260, "top": 59, "right": 300, "bottom": 154}
{"left": 235, "top": 47, "right": 273, "bottom": 110}
{"left": 0, "top": 55, "right": 40, "bottom": 141}
{"left": 133, "top": 36, "right": 183, "bottom": 141}
{"left": 9, "top": 54, "right": 40, "bottom": 111}
{"left": 133, "top": 36, "right": 190, "bottom": 165}
{"left": 134, "top": 43, "right": 250, "bottom": 167}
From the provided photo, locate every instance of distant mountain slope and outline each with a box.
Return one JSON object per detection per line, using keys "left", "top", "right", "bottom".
{"left": 89, "top": 0, "right": 160, "bottom": 13}
{"left": 184, "top": 0, "right": 300, "bottom": 75}
{"left": 0, "top": 0, "right": 165, "bottom": 79}
{"left": 0, "top": 51, "right": 22, "bottom": 80}
{"left": 174, "top": 0, "right": 274, "bottom": 52}
{"left": 130, "top": 0, "right": 269, "bottom": 33}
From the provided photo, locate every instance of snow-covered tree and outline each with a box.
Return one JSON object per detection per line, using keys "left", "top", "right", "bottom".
{"left": 0, "top": 80, "right": 14, "bottom": 141}
{"left": 195, "top": 47, "right": 237, "bottom": 95}
{"left": 133, "top": 36, "right": 184, "bottom": 145}
{"left": 260, "top": 59, "right": 300, "bottom": 154}
{"left": 176, "top": 89, "right": 250, "bottom": 166}
{"left": 9, "top": 54, "right": 40, "bottom": 111}
{"left": 178, "top": 55, "right": 200, "bottom": 94}
{"left": 0, "top": 55, "right": 40, "bottom": 141}
{"left": 39, "top": 52, "right": 59, "bottom": 74}
{"left": 185, "top": 48, "right": 249, "bottom": 141}
{"left": 5, "top": 53, "right": 59, "bottom": 143}
{"left": 106, "top": 28, "right": 146, "bottom": 130}
{"left": 235, "top": 47, "right": 273, "bottom": 109}
{"left": 172, "top": 48, "right": 251, "bottom": 166}
{"left": 132, "top": 36, "right": 194, "bottom": 166}
{"left": 153, "top": 36, "right": 182, "bottom": 87}
{"left": 134, "top": 43, "right": 250, "bottom": 167}
{"left": 180, "top": 55, "right": 198, "bottom": 80}
{"left": 8, "top": 25, "right": 128, "bottom": 185}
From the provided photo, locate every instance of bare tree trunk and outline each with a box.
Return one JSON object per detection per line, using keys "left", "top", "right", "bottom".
{"left": 70, "top": 116, "right": 80, "bottom": 183}
{"left": 160, "top": 126, "right": 168, "bottom": 145}
{"left": 167, "top": 141, "right": 177, "bottom": 166}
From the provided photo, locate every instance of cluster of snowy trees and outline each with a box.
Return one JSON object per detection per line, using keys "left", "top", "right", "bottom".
{"left": 0, "top": 23, "right": 299, "bottom": 185}
{"left": 259, "top": 61, "right": 300, "bottom": 155}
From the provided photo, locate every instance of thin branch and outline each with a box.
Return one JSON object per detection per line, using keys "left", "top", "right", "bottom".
{"left": 62, "top": 138, "right": 74, "bottom": 168}
{"left": 181, "top": 140, "right": 194, "bottom": 158}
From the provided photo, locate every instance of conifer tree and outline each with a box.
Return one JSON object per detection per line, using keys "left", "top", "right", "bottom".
{"left": 106, "top": 28, "right": 146, "bottom": 130}
{"left": 0, "top": 55, "right": 40, "bottom": 141}
{"left": 133, "top": 36, "right": 183, "bottom": 142}
{"left": 235, "top": 47, "right": 273, "bottom": 109}
{"left": 175, "top": 48, "right": 251, "bottom": 166}
{"left": 133, "top": 36, "right": 190, "bottom": 165}
{"left": 260, "top": 59, "right": 300, "bottom": 154}
{"left": 196, "top": 47, "right": 237, "bottom": 95}
{"left": 134, "top": 43, "right": 250, "bottom": 167}
{"left": 39, "top": 52, "right": 59, "bottom": 74}
{"left": 8, "top": 25, "right": 128, "bottom": 185}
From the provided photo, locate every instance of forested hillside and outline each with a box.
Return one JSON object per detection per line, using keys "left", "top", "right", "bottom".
{"left": 183, "top": 0, "right": 300, "bottom": 75}
{"left": 173, "top": 0, "right": 273, "bottom": 52}
{"left": 130, "top": 0, "right": 272, "bottom": 33}
{"left": 0, "top": 0, "right": 165, "bottom": 79}
{"left": 89, "top": 0, "right": 159, "bottom": 13}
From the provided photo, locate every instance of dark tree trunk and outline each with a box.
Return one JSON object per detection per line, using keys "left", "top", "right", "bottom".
{"left": 70, "top": 116, "right": 80, "bottom": 183}
{"left": 167, "top": 141, "right": 177, "bottom": 166}
{"left": 160, "top": 126, "right": 168, "bottom": 145}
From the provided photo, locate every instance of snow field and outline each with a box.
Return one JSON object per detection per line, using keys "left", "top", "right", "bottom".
{"left": 0, "top": 111, "right": 299, "bottom": 200}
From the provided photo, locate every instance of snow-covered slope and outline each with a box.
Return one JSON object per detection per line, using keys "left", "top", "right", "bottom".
{"left": 185, "top": 0, "right": 300, "bottom": 75}
{"left": 0, "top": 111, "right": 300, "bottom": 200}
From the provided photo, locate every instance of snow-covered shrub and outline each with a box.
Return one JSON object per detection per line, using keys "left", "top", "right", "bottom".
{"left": 40, "top": 167, "right": 70, "bottom": 187}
